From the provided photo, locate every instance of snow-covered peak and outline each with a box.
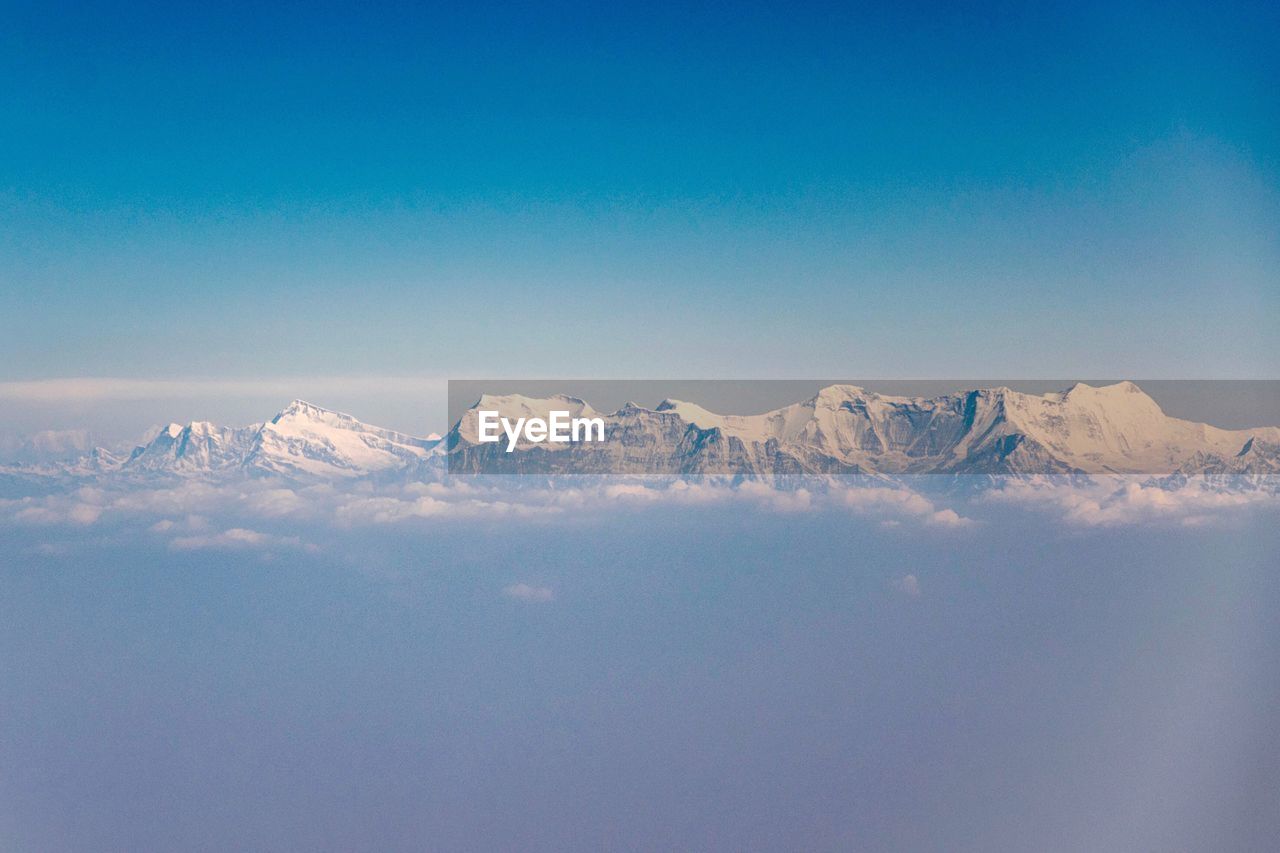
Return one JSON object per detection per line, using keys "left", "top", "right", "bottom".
{"left": 812, "top": 384, "right": 873, "bottom": 403}
{"left": 473, "top": 393, "right": 596, "bottom": 417}
{"left": 118, "top": 400, "right": 440, "bottom": 479}
{"left": 126, "top": 419, "right": 257, "bottom": 473}
{"left": 1067, "top": 379, "right": 1141, "bottom": 394}
{"left": 252, "top": 400, "right": 440, "bottom": 478}
{"left": 1058, "top": 380, "right": 1160, "bottom": 407}
{"left": 271, "top": 399, "right": 353, "bottom": 426}
{"left": 654, "top": 399, "right": 724, "bottom": 429}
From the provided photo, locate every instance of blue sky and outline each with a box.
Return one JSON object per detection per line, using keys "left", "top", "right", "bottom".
{"left": 2, "top": 0, "right": 1277, "bottom": 413}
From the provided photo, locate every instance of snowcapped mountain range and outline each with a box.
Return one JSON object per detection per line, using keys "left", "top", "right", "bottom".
{"left": 3, "top": 383, "right": 1278, "bottom": 484}
{"left": 449, "top": 382, "right": 1280, "bottom": 479}
{"left": 119, "top": 399, "right": 442, "bottom": 479}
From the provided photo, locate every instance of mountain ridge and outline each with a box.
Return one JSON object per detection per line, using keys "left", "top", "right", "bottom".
{"left": 4, "top": 384, "right": 1278, "bottom": 483}
{"left": 120, "top": 399, "right": 442, "bottom": 479}
{"left": 447, "top": 382, "right": 1280, "bottom": 478}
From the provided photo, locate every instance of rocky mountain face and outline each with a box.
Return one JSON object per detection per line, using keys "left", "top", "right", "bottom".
{"left": 447, "top": 382, "right": 1280, "bottom": 478}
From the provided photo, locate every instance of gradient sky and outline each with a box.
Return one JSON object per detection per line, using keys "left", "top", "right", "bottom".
{"left": 2, "top": 1, "right": 1277, "bottom": 406}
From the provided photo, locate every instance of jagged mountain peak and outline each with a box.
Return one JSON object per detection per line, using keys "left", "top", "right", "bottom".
{"left": 271, "top": 399, "right": 351, "bottom": 423}
{"left": 277, "top": 398, "right": 319, "bottom": 415}
{"left": 116, "top": 400, "right": 440, "bottom": 479}
{"left": 810, "top": 384, "right": 874, "bottom": 405}
{"left": 654, "top": 399, "right": 723, "bottom": 428}
{"left": 1069, "top": 379, "right": 1141, "bottom": 393}
{"left": 474, "top": 392, "right": 593, "bottom": 411}
{"left": 1057, "top": 380, "right": 1161, "bottom": 408}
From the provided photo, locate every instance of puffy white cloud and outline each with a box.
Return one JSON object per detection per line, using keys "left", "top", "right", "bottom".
{"left": 502, "top": 583, "right": 554, "bottom": 603}
{"left": 927, "top": 508, "right": 972, "bottom": 528}
{"left": 242, "top": 487, "right": 314, "bottom": 519}
{"left": 836, "top": 485, "right": 976, "bottom": 528}
{"left": 169, "top": 527, "right": 313, "bottom": 552}
{"left": 893, "top": 574, "right": 921, "bottom": 597}
{"left": 1, "top": 473, "right": 1271, "bottom": 540}
{"left": 10, "top": 488, "right": 107, "bottom": 526}
{"left": 332, "top": 491, "right": 565, "bottom": 525}
{"left": 985, "top": 477, "right": 1277, "bottom": 527}
{"left": 30, "top": 542, "right": 71, "bottom": 557}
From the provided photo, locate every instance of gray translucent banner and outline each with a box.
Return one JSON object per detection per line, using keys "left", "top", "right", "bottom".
{"left": 445, "top": 380, "right": 1280, "bottom": 477}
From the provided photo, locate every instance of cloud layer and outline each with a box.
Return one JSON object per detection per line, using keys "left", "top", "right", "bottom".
{"left": 3, "top": 476, "right": 1276, "bottom": 560}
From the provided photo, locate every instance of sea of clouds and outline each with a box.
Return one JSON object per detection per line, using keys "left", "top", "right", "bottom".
{"left": 4, "top": 476, "right": 1277, "bottom": 562}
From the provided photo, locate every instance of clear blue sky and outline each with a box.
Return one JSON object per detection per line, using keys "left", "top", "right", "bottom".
{"left": 2, "top": 0, "right": 1277, "bottom": 392}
